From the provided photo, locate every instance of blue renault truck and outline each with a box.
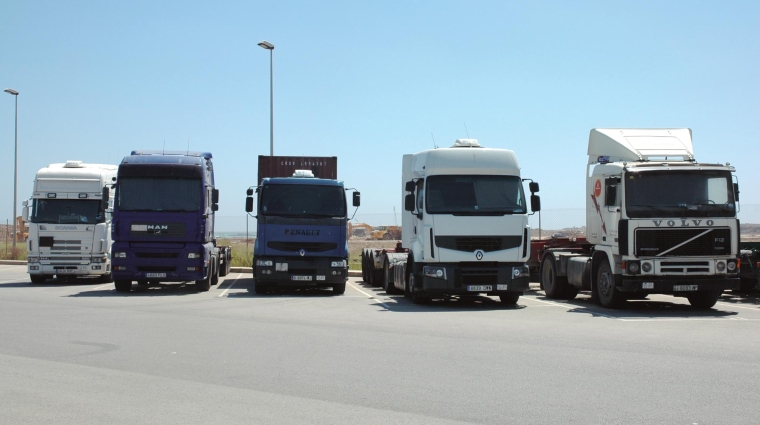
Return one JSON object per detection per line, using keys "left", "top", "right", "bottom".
{"left": 245, "top": 155, "right": 360, "bottom": 295}
{"left": 111, "top": 151, "right": 231, "bottom": 292}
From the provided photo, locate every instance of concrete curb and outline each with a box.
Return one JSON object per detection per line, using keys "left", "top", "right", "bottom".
{"left": 0, "top": 260, "right": 26, "bottom": 265}
{"left": 230, "top": 267, "right": 361, "bottom": 278}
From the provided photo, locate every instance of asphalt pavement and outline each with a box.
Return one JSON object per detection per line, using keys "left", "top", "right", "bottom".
{"left": 0, "top": 264, "right": 758, "bottom": 424}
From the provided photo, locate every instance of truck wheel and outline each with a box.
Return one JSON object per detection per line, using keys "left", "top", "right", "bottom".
{"left": 383, "top": 257, "right": 399, "bottom": 295}
{"left": 499, "top": 293, "right": 521, "bottom": 305}
{"left": 687, "top": 289, "right": 722, "bottom": 309}
{"left": 254, "top": 283, "right": 269, "bottom": 295}
{"left": 361, "top": 250, "right": 369, "bottom": 283}
{"left": 114, "top": 280, "right": 132, "bottom": 292}
{"left": 382, "top": 233, "right": 392, "bottom": 240}
{"left": 30, "top": 275, "right": 46, "bottom": 284}
{"left": 332, "top": 283, "right": 346, "bottom": 295}
{"left": 98, "top": 272, "right": 113, "bottom": 284}
{"left": 219, "top": 252, "right": 230, "bottom": 277}
{"left": 211, "top": 258, "right": 219, "bottom": 286}
{"left": 541, "top": 255, "right": 572, "bottom": 299}
{"left": 595, "top": 260, "right": 624, "bottom": 308}
{"left": 195, "top": 270, "right": 211, "bottom": 292}
{"left": 408, "top": 274, "right": 429, "bottom": 304}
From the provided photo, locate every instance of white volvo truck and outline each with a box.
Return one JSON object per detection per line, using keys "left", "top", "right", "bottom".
{"left": 23, "top": 161, "right": 118, "bottom": 284}
{"left": 362, "top": 139, "right": 540, "bottom": 304}
{"left": 539, "top": 128, "right": 740, "bottom": 309}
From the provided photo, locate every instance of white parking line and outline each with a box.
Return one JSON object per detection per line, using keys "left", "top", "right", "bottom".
{"left": 347, "top": 281, "right": 390, "bottom": 308}
{"left": 217, "top": 273, "right": 242, "bottom": 298}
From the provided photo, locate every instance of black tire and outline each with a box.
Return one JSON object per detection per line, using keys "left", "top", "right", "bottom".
{"left": 361, "top": 250, "right": 369, "bottom": 283}
{"left": 195, "top": 269, "right": 211, "bottom": 292}
{"left": 254, "top": 282, "right": 269, "bottom": 295}
{"left": 30, "top": 275, "right": 46, "bottom": 284}
{"left": 383, "top": 257, "right": 400, "bottom": 295}
{"left": 332, "top": 283, "right": 346, "bottom": 295}
{"left": 408, "top": 274, "right": 429, "bottom": 304}
{"left": 382, "top": 233, "right": 392, "bottom": 240}
{"left": 211, "top": 257, "right": 219, "bottom": 286}
{"left": 114, "top": 280, "right": 132, "bottom": 292}
{"left": 595, "top": 259, "right": 624, "bottom": 309}
{"left": 541, "top": 255, "right": 573, "bottom": 299}
{"left": 219, "top": 252, "right": 230, "bottom": 277}
{"left": 687, "top": 289, "right": 722, "bottom": 309}
{"left": 98, "top": 272, "right": 113, "bottom": 284}
{"left": 499, "top": 292, "right": 521, "bottom": 305}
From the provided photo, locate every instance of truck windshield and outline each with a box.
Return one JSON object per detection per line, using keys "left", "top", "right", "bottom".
{"left": 625, "top": 170, "right": 736, "bottom": 218}
{"left": 31, "top": 199, "right": 104, "bottom": 224}
{"left": 118, "top": 177, "right": 202, "bottom": 212}
{"left": 425, "top": 175, "right": 526, "bottom": 215}
{"left": 260, "top": 184, "right": 346, "bottom": 217}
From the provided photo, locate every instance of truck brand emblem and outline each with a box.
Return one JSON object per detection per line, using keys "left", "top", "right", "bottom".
{"left": 651, "top": 219, "right": 715, "bottom": 227}
{"left": 594, "top": 179, "right": 602, "bottom": 198}
{"left": 475, "top": 250, "right": 484, "bottom": 260}
{"left": 54, "top": 226, "right": 77, "bottom": 230}
{"left": 285, "top": 229, "right": 320, "bottom": 236}
{"left": 299, "top": 249, "right": 305, "bottom": 257}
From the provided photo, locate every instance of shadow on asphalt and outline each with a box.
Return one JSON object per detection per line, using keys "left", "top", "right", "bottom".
{"left": 719, "top": 291, "right": 760, "bottom": 306}
{"left": 533, "top": 294, "right": 740, "bottom": 319}
{"left": 67, "top": 282, "right": 208, "bottom": 297}
{"left": 0, "top": 278, "right": 109, "bottom": 288}
{"left": 355, "top": 280, "right": 528, "bottom": 312}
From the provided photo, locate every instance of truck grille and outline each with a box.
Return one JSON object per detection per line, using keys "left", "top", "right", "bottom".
{"left": 659, "top": 260, "right": 711, "bottom": 274}
{"left": 453, "top": 262, "right": 499, "bottom": 287}
{"left": 635, "top": 228, "right": 731, "bottom": 257}
{"left": 137, "top": 266, "right": 176, "bottom": 272}
{"left": 267, "top": 242, "right": 337, "bottom": 252}
{"left": 435, "top": 236, "right": 522, "bottom": 253}
{"left": 136, "top": 252, "right": 180, "bottom": 258}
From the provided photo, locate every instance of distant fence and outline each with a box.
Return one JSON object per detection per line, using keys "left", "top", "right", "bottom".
{"left": 212, "top": 204, "right": 760, "bottom": 238}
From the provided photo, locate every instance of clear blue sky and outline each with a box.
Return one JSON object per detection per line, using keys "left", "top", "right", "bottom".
{"left": 1, "top": 0, "right": 758, "bottom": 230}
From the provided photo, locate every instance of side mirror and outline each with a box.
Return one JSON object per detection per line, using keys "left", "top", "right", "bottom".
{"left": 529, "top": 182, "right": 539, "bottom": 193}
{"left": 246, "top": 188, "right": 254, "bottom": 196}
{"left": 405, "top": 181, "right": 416, "bottom": 192}
{"left": 245, "top": 197, "right": 254, "bottom": 213}
{"left": 605, "top": 185, "right": 617, "bottom": 207}
{"left": 101, "top": 187, "right": 110, "bottom": 209}
{"left": 404, "top": 194, "right": 416, "bottom": 212}
{"left": 734, "top": 183, "right": 740, "bottom": 202}
{"left": 212, "top": 188, "right": 219, "bottom": 204}
{"left": 22, "top": 205, "right": 29, "bottom": 221}
{"left": 211, "top": 204, "right": 219, "bottom": 212}
{"left": 353, "top": 191, "right": 361, "bottom": 207}
{"left": 531, "top": 195, "right": 541, "bottom": 212}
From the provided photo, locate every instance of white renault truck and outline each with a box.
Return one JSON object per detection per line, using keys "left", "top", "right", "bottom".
{"left": 539, "top": 128, "right": 740, "bottom": 309}
{"left": 23, "top": 161, "right": 118, "bottom": 284}
{"left": 362, "top": 139, "right": 540, "bottom": 304}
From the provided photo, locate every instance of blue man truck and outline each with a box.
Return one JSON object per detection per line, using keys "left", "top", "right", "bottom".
{"left": 245, "top": 155, "right": 360, "bottom": 295}
{"left": 111, "top": 151, "right": 231, "bottom": 292}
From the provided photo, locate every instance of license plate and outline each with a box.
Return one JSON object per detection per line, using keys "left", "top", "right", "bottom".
{"left": 467, "top": 285, "right": 492, "bottom": 292}
{"left": 291, "top": 275, "right": 312, "bottom": 281}
{"left": 316, "top": 275, "right": 325, "bottom": 281}
{"left": 57, "top": 269, "right": 76, "bottom": 274}
{"left": 145, "top": 273, "right": 166, "bottom": 278}
{"left": 642, "top": 282, "right": 654, "bottom": 289}
{"left": 673, "top": 284, "right": 698, "bottom": 291}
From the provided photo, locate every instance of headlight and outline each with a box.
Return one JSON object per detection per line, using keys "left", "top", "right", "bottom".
{"left": 641, "top": 261, "right": 652, "bottom": 273}
{"left": 90, "top": 256, "right": 108, "bottom": 263}
{"left": 512, "top": 265, "right": 529, "bottom": 278}
{"left": 27, "top": 256, "right": 39, "bottom": 262}
{"left": 114, "top": 252, "right": 126, "bottom": 258}
{"left": 330, "top": 260, "right": 346, "bottom": 268}
{"left": 715, "top": 261, "right": 726, "bottom": 272}
{"left": 727, "top": 260, "right": 737, "bottom": 272}
{"left": 627, "top": 261, "right": 640, "bottom": 274}
{"left": 256, "top": 259, "right": 273, "bottom": 267}
{"left": 423, "top": 266, "right": 447, "bottom": 280}
{"left": 188, "top": 252, "right": 202, "bottom": 259}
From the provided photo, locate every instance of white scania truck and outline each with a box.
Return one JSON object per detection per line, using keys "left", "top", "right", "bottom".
{"left": 362, "top": 139, "right": 540, "bottom": 304}
{"left": 23, "top": 161, "right": 118, "bottom": 284}
{"left": 539, "top": 128, "right": 740, "bottom": 309}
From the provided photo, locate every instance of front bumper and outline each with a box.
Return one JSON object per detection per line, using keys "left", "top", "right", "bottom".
{"left": 254, "top": 256, "right": 348, "bottom": 287}
{"left": 418, "top": 263, "right": 530, "bottom": 295}
{"left": 619, "top": 275, "right": 740, "bottom": 293}
{"left": 28, "top": 262, "right": 111, "bottom": 277}
{"left": 111, "top": 243, "right": 208, "bottom": 282}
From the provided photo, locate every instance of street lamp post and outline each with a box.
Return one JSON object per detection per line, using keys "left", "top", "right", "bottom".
{"left": 257, "top": 40, "right": 274, "bottom": 156}
{"left": 4, "top": 88, "right": 19, "bottom": 252}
